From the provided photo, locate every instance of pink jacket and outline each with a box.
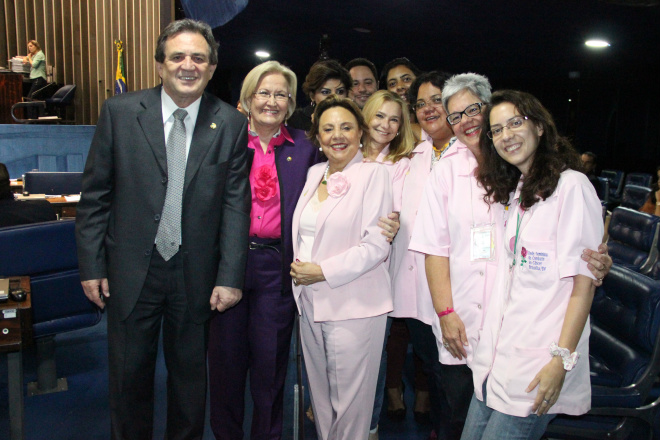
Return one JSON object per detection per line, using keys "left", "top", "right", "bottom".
{"left": 471, "top": 170, "right": 603, "bottom": 417}
{"left": 409, "top": 140, "right": 500, "bottom": 365}
{"left": 292, "top": 152, "right": 394, "bottom": 322}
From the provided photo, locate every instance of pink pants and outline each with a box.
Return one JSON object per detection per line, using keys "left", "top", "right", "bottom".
{"left": 300, "top": 287, "right": 388, "bottom": 440}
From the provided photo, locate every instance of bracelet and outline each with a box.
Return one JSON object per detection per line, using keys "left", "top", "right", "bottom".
{"left": 549, "top": 342, "right": 579, "bottom": 371}
{"left": 437, "top": 307, "right": 454, "bottom": 317}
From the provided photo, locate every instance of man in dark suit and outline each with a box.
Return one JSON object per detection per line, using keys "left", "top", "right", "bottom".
{"left": 0, "top": 163, "right": 56, "bottom": 227}
{"left": 75, "top": 19, "right": 250, "bottom": 440}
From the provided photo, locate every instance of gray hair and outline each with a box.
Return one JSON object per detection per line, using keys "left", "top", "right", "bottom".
{"left": 154, "top": 19, "right": 219, "bottom": 65}
{"left": 441, "top": 73, "right": 492, "bottom": 111}
{"left": 240, "top": 61, "right": 298, "bottom": 119}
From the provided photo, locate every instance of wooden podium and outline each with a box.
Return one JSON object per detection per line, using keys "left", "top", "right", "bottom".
{"left": 0, "top": 73, "right": 24, "bottom": 124}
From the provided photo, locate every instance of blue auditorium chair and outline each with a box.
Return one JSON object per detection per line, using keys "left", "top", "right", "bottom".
{"left": 546, "top": 264, "right": 660, "bottom": 439}
{"left": 594, "top": 177, "right": 610, "bottom": 205}
{"left": 601, "top": 170, "right": 625, "bottom": 204}
{"left": 606, "top": 207, "right": 660, "bottom": 273}
{"left": 620, "top": 185, "right": 652, "bottom": 211}
{"left": 0, "top": 219, "right": 101, "bottom": 395}
{"left": 625, "top": 172, "right": 653, "bottom": 189}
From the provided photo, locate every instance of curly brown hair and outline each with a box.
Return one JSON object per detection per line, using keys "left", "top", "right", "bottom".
{"left": 476, "top": 90, "right": 582, "bottom": 210}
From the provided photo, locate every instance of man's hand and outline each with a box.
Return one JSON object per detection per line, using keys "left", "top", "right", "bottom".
{"left": 210, "top": 286, "right": 242, "bottom": 312}
{"left": 81, "top": 278, "right": 109, "bottom": 309}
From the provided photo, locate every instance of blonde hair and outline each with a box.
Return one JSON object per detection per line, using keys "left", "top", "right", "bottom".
{"left": 361, "top": 90, "right": 414, "bottom": 163}
{"left": 239, "top": 61, "right": 297, "bottom": 120}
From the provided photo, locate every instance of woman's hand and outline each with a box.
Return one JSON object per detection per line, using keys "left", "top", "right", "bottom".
{"left": 526, "top": 357, "right": 566, "bottom": 415}
{"left": 439, "top": 312, "right": 469, "bottom": 360}
{"left": 581, "top": 243, "right": 611, "bottom": 287}
{"left": 379, "top": 212, "right": 400, "bottom": 243}
{"left": 290, "top": 261, "right": 325, "bottom": 286}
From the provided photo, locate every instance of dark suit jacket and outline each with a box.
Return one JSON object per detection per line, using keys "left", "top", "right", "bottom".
{"left": 247, "top": 126, "right": 320, "bottom": 291}
{"left": 75, "top": 86, "right": 251, "bottom": 323}
{"left": 0, "top": 198, "right": 57, "bottom": 227}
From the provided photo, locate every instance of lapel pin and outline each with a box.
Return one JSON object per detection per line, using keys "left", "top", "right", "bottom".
{"left": 210, "top": 123, "right": 217, "bottom": 129}
{"left": 287, "top": 156, "right": 292, "bottom": 162}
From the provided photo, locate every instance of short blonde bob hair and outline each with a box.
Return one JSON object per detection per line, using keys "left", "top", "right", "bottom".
{"left": 239, "top": 61, "right": 297, "bottom": 120}
{"left": 361, "top": 90, "right": 414, "bottom": 164}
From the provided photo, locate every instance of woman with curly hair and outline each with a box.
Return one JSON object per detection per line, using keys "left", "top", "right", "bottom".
{"left": 462, "top": 90, "right": 604, "bottom": 440}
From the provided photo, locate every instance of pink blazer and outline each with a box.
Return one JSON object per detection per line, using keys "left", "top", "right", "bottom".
{"left": 291, "top": 152, "right": 394, "bottom": 322}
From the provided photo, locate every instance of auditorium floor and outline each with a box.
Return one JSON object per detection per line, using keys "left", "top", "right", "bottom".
{"left": 0, "top": 313, "right": 434, "bottom": 439}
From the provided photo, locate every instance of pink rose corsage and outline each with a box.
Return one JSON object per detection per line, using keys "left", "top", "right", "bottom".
{"left": 327, "top": 172, "right": 350, "bottom": 198}
{"left": 253, "top": 165, "right": 278, "bottom": 202}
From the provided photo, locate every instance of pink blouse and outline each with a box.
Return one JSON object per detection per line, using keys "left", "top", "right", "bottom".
{"left": 372, "top": 145, "right": 410, "bottom": 213}
{"left": 247, "top": 125, "right": 292, "bottom": 238}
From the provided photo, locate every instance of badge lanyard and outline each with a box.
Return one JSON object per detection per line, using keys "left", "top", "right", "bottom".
{"left": 510, "top": 207, "right": 527, "bottom": 270}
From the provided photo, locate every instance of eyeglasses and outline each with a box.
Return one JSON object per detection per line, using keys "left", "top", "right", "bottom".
{"left": 253, "top": 90, "right": 290, "bottom": 102}
{"left": 412, "top": 95, "right": 443, "bottom": 112}
{"left": 486, "top": 116, "right": 529, "bottom": 139}
{"left": 446, "top": 102, "right": 485, "bottom": 125}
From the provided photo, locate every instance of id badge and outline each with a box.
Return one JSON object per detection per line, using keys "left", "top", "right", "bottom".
{"left": 470, "top": 224, "right": 495, "bottom": 262}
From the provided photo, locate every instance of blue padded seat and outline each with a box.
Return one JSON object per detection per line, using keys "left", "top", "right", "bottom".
{"left": 0, "top": 219, "right": 99, "bottom": 338}
{"left": 621, "top": 184, "right": 652, "bottom": 211}
{"left": 625, "top": 172, "right": 653, "bottom": 189}
{"left": 594, "top": 177, "right": 610, "bottom": 204}
{"left": 0, "top": 219, "right": 101, "bottom": 395}
{"left": 546, "top": 265, "right": 660, "bottom": 439}
{"left": 607, "top": 207, "right": 660, "bottom": 273}
{"left": 601, "top": 169, "right": 625, "bottom": 201}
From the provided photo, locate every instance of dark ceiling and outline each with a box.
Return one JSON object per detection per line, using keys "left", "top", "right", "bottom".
{"left": 200, "top": 0, "right": 660, "bottom": 172}
{"left": 212, "top": 0, "right": 660, "bottom": 90}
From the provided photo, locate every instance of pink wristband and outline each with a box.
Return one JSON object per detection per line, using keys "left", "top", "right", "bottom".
{"left": 437, "top": 307, "right": 454, "bottom": 317}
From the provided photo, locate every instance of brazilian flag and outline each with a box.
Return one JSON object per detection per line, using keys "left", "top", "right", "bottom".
{"left": 114, "top": 40, "right": 127, "bottom": 95}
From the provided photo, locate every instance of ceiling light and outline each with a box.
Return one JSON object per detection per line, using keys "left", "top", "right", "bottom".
{"left": 585, "top": 40, "right": 610, "bottom": 48}
{"left": 255, "top": 50, "right": 270, "bottom": 58}
{"left": 353, "top": 27, "right": 371, "bottom": 33}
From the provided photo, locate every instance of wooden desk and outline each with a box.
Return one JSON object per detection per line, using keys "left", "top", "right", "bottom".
{"left": 10, "top": 180, "right": 23, "bottom": 194}
{"left": 0, "top": 277, "right": 32, "bottom": 352}
{"left": 0, "top": 277, "right": 32, "bottom": 440}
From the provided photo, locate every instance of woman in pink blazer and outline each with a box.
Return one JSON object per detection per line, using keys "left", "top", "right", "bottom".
{"left": 290, "top": 96, "right": 393, "bottom": 440}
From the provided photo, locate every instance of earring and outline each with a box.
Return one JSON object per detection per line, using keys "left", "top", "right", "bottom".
{"left": 311, "top": 100, "right": 316, "bottom": 107}
{"left": 359, "top": 143, "right": 363, "bottom": 149}
{"left": 396, "top": 132, "right": 400, "bottom": 137}
{"left": 319, "top": 146, "right": 323, "bottom": 152}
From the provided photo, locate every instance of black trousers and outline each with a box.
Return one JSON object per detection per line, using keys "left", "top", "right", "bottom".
{"left": 106, "top": 248, "right": 208, "bottom": 440}
{"left": 406, "top": 318, "right": 447, "bottom": 436}
{"left": 27, "top": 77, "right": 47, "bottom": 98}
